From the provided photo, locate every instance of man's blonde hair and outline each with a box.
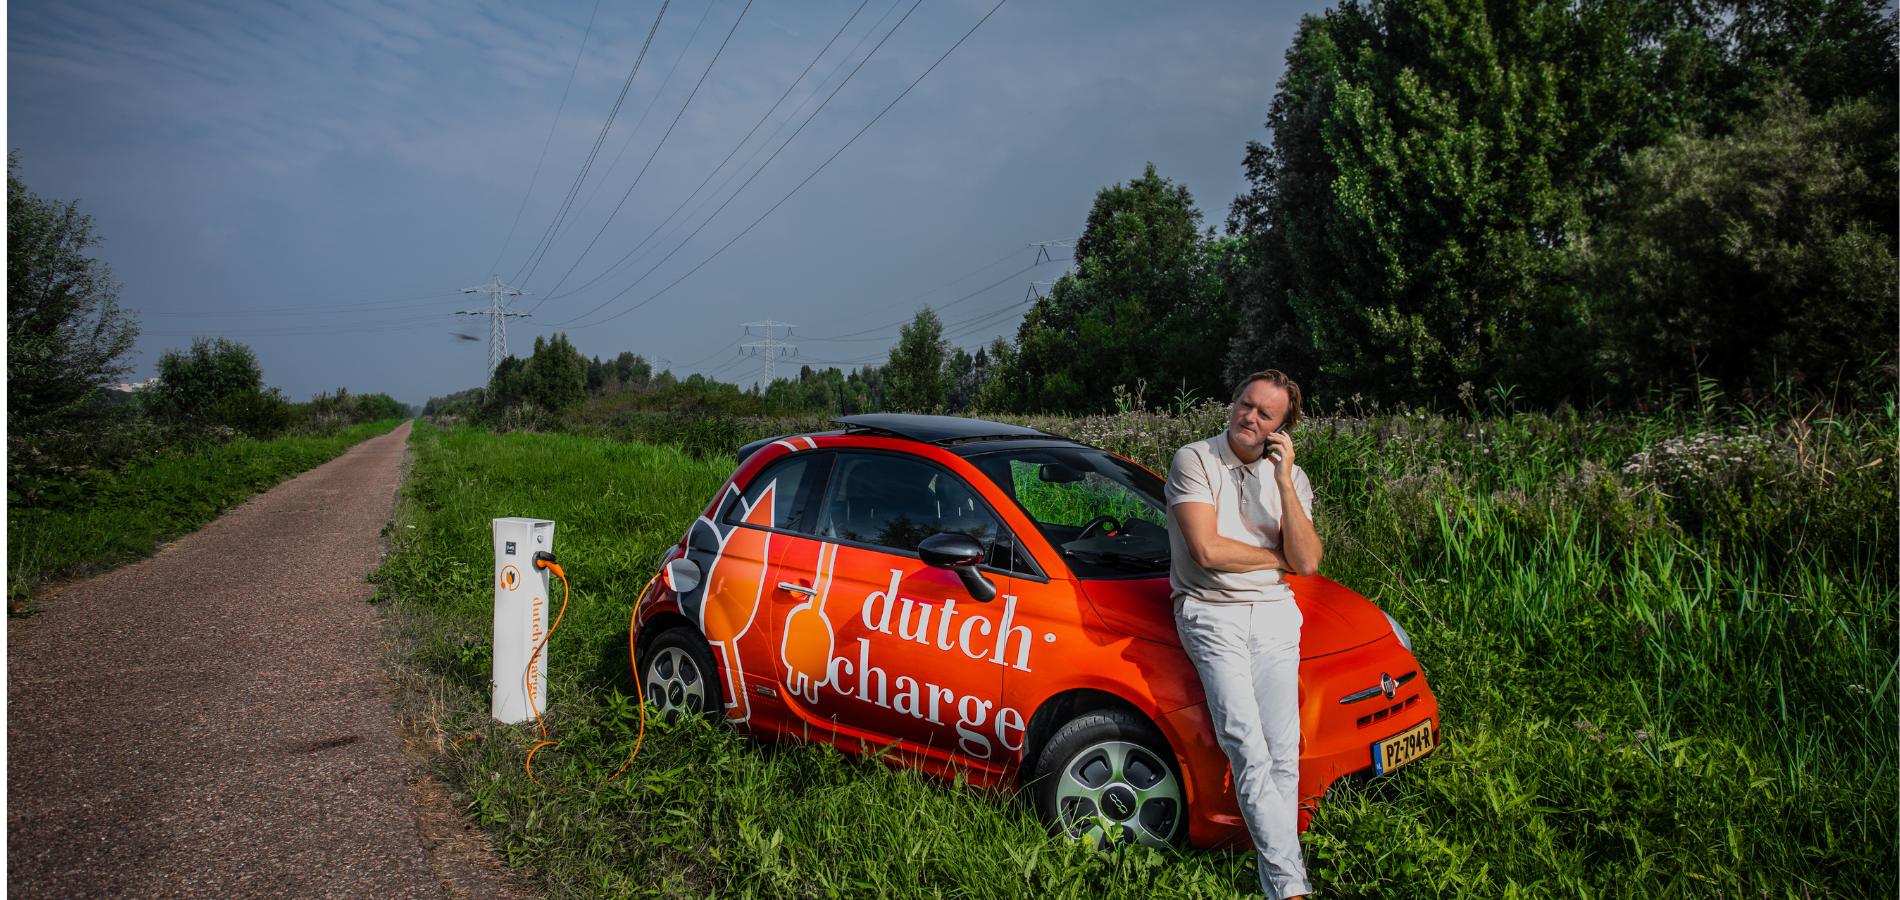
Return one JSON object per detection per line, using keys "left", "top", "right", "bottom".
{"left": 1230, "top": 369, "right": 1303, "bottom": 431}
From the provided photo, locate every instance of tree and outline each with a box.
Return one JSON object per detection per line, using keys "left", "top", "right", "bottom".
{"left": 884, "top": 308, "right": 948, "bottom": 411}
{"left": 522, "top": 334, "right": 588, "bottom": 412}
{"left": 1226, "top": 0, "right": 1646, "bottom": 404}
{"left": 943, "top": 347, "right": 995, "bottom": 414}
{"left": 1587, "top": 88, "right": 1897, "bottom": 404}
{"left": 148, "top": 337, "right": 290, "bottom": 436}
{"left": 7, "top": 154, "right": 139, "bottom": 431}
{"left": 973, "top": 338, "right": 1019, "bottom": 412}
{"left": 1226, "top": 0, "right": 1896, "bottom": 407}
{"left": 999, "top": 164, "right": 1233, "bottom": 412}
{"left": 610, "top": 351, "right": 652, "bottom": 389}
{"left": 485, "top": 355, "right": 529, "bottom": 409}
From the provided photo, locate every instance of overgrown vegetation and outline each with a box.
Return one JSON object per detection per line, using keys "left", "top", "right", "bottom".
{"left": 375, "top": 394, "right": 1894, "bottom": 897}
{"left": 8, "top": 420, "right": 402, "bottom": 610}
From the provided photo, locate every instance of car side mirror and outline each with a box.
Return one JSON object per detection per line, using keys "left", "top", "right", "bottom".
{"left": 919, "top": 533, "right": 997, "bottom": 603}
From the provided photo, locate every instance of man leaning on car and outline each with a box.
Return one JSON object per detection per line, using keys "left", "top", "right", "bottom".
{"left": 1166, "top": 369, "right": 1322, "bottom": 900}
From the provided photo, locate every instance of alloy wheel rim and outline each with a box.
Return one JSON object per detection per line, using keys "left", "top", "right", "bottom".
{"left": 1053, "top": 739, "right": 1183, "bottom": 849}
{"left": 645, "top": 645, "right": 706, "bottom": 718}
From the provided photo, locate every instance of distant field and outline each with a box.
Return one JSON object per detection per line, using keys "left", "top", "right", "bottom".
{"left": 374, "top": 407, "right": 1895, "bottom": 898}
{"left": 7, "top": 419, "right": 404, "bottom": 609}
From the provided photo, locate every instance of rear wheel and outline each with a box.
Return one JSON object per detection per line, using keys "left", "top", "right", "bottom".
{"left": 1031, "top": 708, "right": 1186, "bottom": 849}
{"left": 638, "top": 627, "right": 722, "bottom": 720}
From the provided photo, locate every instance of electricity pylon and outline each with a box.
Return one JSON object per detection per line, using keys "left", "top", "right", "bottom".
{"left": 1031, "top": 238, "right": 1075, "bottom": 265}
{"left": 740, "top": 320, "right": 798, "bottom": 387}
{"left": 457, "top": 276, "right": 530, "bottom": 375}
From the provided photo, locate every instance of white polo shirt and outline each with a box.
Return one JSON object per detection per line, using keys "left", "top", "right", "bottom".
{"left": 1165, "top": 431, "right": 1314, "bottom": 604}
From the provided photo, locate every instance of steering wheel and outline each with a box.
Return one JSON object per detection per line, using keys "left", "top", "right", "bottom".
{"left": 1077, "top": 515, "right": 1123, "bottom": 540}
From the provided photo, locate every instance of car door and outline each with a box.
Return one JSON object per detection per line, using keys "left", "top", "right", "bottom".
{"left": 698, "top": 450, "right": 829, "bottom": 726}
{"left": 769, "top": 450, "right": 1025, "bottom": 767}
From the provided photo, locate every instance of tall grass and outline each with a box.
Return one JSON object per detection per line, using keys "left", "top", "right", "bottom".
{"left": 377, "top": 401, "right": 1896, "bottom": 897}
{"left": 6, "top": 419, "right": 403, "bottom": 608}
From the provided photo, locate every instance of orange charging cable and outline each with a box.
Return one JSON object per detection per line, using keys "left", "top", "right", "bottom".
{"left": 601, "top": 572, "right": 659, "bottom": 784}
{"left": 522, "top": 558, "right": 570, "bottom": 785}
{"left": 520, "top": 564, "right": 656, "bottom": 787}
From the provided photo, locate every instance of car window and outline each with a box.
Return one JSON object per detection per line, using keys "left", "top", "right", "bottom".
{"left": 722, "top": 455, "right": 821, "bottom": 533}
{"left": 968, "top": 447, "right": 1170, "bottom": 579}
{"left": 1003, "top": 459, "right": 1167, "bottom": 531}
{"left": 818, "top": 453, "right": 1007, "bottom": 563}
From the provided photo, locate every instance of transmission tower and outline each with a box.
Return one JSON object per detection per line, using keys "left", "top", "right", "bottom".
{"left": 1030, "top": 238, "right": 1075, "bottom": 265}
{"left": 456, "top": 276, "right": 530, "bottom": 375}
{"left": 740, "top": 320, "right": 798, "bottom": 387}
{"left": 1025, "top": 280, "right": 1059, "bottom": 303}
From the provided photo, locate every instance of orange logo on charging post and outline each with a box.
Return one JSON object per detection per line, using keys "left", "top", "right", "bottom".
{"left": 500, "top": 565, "right": 520, "bottom": 591}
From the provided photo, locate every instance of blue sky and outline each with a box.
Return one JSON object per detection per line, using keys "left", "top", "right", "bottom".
{"left": 10, "top": 0, "right": 1318, "bottom": 404}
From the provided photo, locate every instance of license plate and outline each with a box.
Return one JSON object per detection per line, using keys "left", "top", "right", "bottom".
{"left": 1372, "top": 719, "right": 1435, "bottom": 775}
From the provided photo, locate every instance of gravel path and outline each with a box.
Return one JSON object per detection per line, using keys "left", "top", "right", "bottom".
{"left": 8, "top": 422, "right": 508, "bottom": 898}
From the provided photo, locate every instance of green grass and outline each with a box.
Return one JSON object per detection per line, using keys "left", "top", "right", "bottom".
{"left": 7, "top": 419, "right": 403, "bottom": 609}
{"left": 374, "top": 404, "right": 1896, "bottom": 898}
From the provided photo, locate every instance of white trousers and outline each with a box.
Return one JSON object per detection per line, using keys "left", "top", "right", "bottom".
{"left": 1173, "top": 596, "right": 1309, "bottom": 899}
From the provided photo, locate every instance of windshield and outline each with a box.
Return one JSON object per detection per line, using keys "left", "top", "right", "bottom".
{"left": 966, "top": 446, "right": 1170, "bottom": 579}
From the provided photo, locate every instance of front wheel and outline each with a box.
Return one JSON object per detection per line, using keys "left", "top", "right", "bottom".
{"left": 637, "top": 627, "right": 722, "bottom": 720}
{"left": 1031, "top": 708, "right": 1186, "bottom": 849}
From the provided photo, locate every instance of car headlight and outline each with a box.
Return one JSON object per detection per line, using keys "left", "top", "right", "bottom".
{"left": 1383, "top": 610, "right": 1414, "bottom": 652}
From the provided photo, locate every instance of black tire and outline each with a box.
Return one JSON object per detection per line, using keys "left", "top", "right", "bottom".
{"left": 637, "top": 627, "right": 723, "bottom": 720}
{"left": 1031, "top": 707, "right": 1187, "bottom": 849}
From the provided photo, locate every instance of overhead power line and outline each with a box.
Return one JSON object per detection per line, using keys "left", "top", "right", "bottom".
{"left": 509, "top": 0, "right": 673, "bottom": 287}
{"left": 528, "top": 0, "right": 879, "bottom": 309}
{"left": 554, "top": 0, "right": 1013, "bottom": 329}
{"left": 543, "top": 0, "right": 923, "bottom": 325}
{"left": 484, "top": 0, "right": 604, "bottom": 276}
{"left": 678, "top": 334, "right": 744, "bottom": 369}
{"left": 141, "top": 290, "right": 465, "bottom": 317}
{"left": 801, "top": 260, "right": 1045, "bottom": 342}
{"left": 560, "top": 0, "right": 724, "bottom": 231}
{"left": 532, "top": 0, "right": 757, "bottom": 301}
{"left": 143, "top": 314, "right": 451, "bottom": 339}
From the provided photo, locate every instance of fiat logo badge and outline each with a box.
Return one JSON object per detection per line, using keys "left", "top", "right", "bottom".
{"left": 1380, "top": 672, "right": 1396, "bottom": 699}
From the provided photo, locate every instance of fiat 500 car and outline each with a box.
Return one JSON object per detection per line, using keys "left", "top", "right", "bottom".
{"left": 634, "top": 414, "right": 1438, "bottom": 848}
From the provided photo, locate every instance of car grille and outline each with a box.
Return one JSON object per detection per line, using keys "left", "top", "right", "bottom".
{"left": 1355, "top": 693, "right": 1419, "bottom": 729}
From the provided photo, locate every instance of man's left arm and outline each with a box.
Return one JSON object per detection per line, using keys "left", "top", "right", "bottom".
{"left": 1265, "top": 431, "right": 1323, "bottom": 575}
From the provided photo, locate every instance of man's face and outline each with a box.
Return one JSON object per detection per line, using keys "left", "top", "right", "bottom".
{"left": 1229, "top": 380, "right": 1290, "bottom": 445}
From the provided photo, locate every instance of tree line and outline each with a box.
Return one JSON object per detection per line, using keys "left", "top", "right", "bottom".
{"left": 431, "top": 333, "right": 894, "bottom": 422}
{"left": 883, "top": 0, "right": 1895, "bottom": 414}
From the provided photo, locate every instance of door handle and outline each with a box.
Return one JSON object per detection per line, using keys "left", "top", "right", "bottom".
{"left": 777, "top": 581, "right": 818, "bottom": 597}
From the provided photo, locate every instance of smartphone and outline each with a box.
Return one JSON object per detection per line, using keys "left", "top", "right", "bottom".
{"left": 1265, "top": 422, "right": 1289, "bottom": 461}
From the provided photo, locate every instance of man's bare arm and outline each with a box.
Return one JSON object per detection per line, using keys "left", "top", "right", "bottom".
{"left": 1173, "top": 502, "right": 1287, "bottom": 573}
{"left": 1275, "top": 493, "right": 1322, "bottom": 575}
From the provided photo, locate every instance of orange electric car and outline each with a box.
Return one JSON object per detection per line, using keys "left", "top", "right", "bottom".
{"left": 634, "top": 414, "right": 1438, "bottom": 848}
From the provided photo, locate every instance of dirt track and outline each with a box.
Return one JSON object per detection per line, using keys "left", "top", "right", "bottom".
{"left": 8, "top": 422, "right": 512, "bottom": 898}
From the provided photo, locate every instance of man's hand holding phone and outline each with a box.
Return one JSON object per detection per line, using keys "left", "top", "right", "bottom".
{"left": 1265, "top": 426, "right": 1296, "bottom": 484}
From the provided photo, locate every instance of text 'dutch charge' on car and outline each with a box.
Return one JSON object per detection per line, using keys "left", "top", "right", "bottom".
{"left": 636, "top": 414, "right": 1438, "bottom": 849}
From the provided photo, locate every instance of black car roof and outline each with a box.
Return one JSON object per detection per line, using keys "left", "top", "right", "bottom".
{"left": 833, "top": 414, "right": 1051, "bottom": 444}
{"left": 734, "top": 415, "right": 1074, "bottom": 465}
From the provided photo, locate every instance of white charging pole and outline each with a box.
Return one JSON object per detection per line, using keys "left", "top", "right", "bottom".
{"left": 492, "top": 517, "right": 556, "bottom": 724}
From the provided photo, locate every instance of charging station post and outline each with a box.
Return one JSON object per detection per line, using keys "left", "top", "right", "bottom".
{"left": 492, "top": 517, "right": 555, "bottom": 724}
